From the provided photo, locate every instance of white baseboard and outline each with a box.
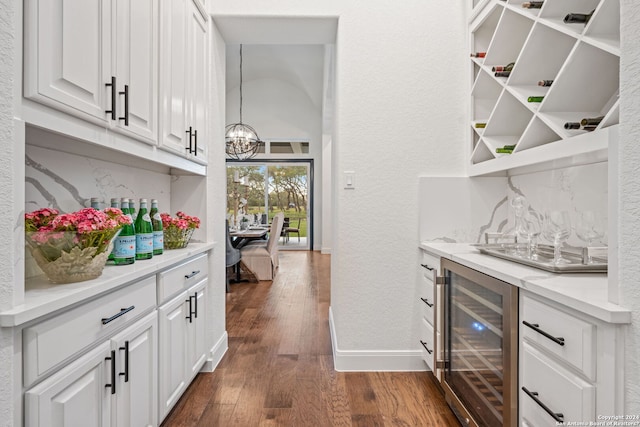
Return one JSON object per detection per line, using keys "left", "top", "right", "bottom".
{"left": 200, "top": 331, "right": 228, "bottom": 373}
{"left": 329, "top": 307, "right": 428, "bottom": 372}
{"left": 321, "top": 247, "right": 332, "bottom": 254}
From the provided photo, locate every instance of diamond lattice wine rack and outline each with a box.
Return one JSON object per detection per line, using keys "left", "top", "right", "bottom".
{"left": 468, "top": 0, "right": 619, "bottom": 176}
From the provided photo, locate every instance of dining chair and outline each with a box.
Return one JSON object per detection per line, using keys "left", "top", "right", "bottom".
{"left": 225, "top": 220, "right": 241, "bottom": 292}
{"left": 281, "top": 217, "right": 290, "bottom": 243}
{"left": 286, "top": 218, "right": 301, "bottom": 242}
{"left": 240, "top": 213, "right": 284, "bottom": 281}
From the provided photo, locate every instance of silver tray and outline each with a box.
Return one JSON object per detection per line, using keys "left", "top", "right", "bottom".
{"left": 473, "top": 243, "right": 607, "bottom": 273}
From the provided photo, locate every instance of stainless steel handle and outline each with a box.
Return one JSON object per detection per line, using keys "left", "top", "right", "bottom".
{"left": 420, "top": 340, "right": 433, "bottom": 354}
{"left": 522, "top": 387, "right": 563, "bottom": 423}
{"left": 522, "top": 320, "right": 565, "bottom": 346}
{"left": 102, "top": 306, "right": 135, "bottom": 325}
{"left": 420, "top": 297, "right": 434, "bottom": 308}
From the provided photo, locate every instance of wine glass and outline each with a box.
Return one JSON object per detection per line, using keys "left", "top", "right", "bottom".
{"left": 575, "top": 211, "right": 605, "bottom": 264}
{"left": 518, "top": 210, "right": 543, "bottom": 260}
{"left": 543, "top": 210, "right": 572, "bottom": 265}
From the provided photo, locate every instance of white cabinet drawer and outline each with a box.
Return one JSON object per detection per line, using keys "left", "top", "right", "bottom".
{"left": 521, "top": 294, "right": 596, "bottom": 380}
{"left": 420, "top": 252, "right": 439, "bottom": 284}
{"left": 420, "top": 278, "right": 435, "bottom": 324}
{"left": 157, "top": 253, "right": 208, "bottom": 303}
{"left": 521, "top": 344, "right": 595, "bottom": 426}
{"left": 419, "top": 318, "right": 435, "bottom": 370}
{"left": 23, "top": 276, "right": 157, "bottom": 388}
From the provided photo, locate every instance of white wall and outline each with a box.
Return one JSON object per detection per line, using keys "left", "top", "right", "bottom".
{"left": 619, "top": 0, "right": 640, "bottom": 414}
{"left": 211, "top": 0, "right": 469, "bottom": 368}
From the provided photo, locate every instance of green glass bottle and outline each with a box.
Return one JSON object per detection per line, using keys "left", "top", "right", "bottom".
{"left": 113, "top": 199, "right": 136, "bottom": 265}
{"left": 90, "top": 197, "right": 100, "bottom": 209}
{"left": 135, "top": 198, "right": 154, "bottom": 260}
{"left": 108, "top": 198, "right": 120, "bottom": 262}
{"left": 129, "top": 199, "right": 138, "bottom": 223}
{"left": 527, "top": 96, "right": 544, "bottom": 103}
{"left": 150, "top": 199, "right": 164, "bottom": 256}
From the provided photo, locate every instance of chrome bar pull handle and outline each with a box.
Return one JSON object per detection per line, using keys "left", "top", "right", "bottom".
{"left": 522, "top": 387, "right": 563, "bottom": 423}
{"left": 522, "top": 320, "right": 565, "bottom": 346}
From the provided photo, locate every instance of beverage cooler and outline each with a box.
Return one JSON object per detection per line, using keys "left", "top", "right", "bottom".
{"left": 440, "top": 258, "right": 518, "bottom": 427}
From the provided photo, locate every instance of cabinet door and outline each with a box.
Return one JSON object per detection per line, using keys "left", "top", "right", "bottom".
{"left": 158, "top": 291, "right": 189, "bottom": 420}
{"left": 113, "top": 0, "right": 158, "bottom": 144}
{"left": 112, "top": 311, "right": 158, "bottom": 427}
{"left": 25, "top": 342, "right": 112, "bottom": 427}
{"left": 186, "top": 1, "right": 208, "bottom": 163}
{"left": 186, "top": 279, "right": 208, "bottom": 380}
{"left": 24, "top": 0, "right": 112, "bottom": 124}
{"left": 159, "top": 0, "right": 189, "bottom": 155}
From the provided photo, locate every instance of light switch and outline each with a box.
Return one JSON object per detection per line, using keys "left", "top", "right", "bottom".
{"left": 344, "top": 171, "right": 355, "bottom": 189}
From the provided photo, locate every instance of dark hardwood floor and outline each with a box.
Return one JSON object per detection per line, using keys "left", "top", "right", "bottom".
{"left": 161, "top": 251, "right": 460, "bottom": 427}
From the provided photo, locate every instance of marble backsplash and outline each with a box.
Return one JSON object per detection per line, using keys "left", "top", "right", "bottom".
{"left": 26, "top": 145, "right": 172, "bottom": 214}
{"left": 419, "top": 161, "right": 608, "bottom": 247}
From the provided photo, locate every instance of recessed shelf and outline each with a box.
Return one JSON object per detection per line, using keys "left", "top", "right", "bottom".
{"left": 484, "top": 91, "right": 533, "bottom": 139}
{"left": 484, "top": 9, "right": 534, "bottom": 68}
{"left": 516, "top": 117, "right": 562, "bottom": 151}
{"left": 539, "top": 0, "right": 601, "bottom": 37}
{"left": 584, "top": 0, "right": 620, "bottom": 53}
{"left": 472, "top": 71, "right": 504, "bottom": 122}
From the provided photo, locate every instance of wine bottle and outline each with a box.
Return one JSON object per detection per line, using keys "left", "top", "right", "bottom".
{"left": 474, "top": 122, "right": 487, "bottom": 129}
{"left": 134, "top": 198, "right": 154, "bottom": 260}
{"left": 108, "top": 198, "right": 120, "bottom": 262}
{"left": 564, "top": 122, "right": 581, "bottom": 130}
{"left": 496, "top": 148, "right": 513, "bottom": 154}
{"left": 583, "top": 125, "right": 598, "bottom": 132}
{"left": 150, "top": 199, "right": 164, "bottom": 256}
{"left": 503, "top": 144, "right": 516, "bottom": 150}
{"left": 492, "top": 62, "right": 514, "bottom": 72}
{"left": 470, "top": 52, "right": 486, "bottom": 58}
{"left": 538, "top": 80, "right": 553, "bottom": 87}
{"left": 580, "top": 116, "right": 604, "bottom": 127}
{"left": 113, "top": 199, "right": 136, "bottom": 265}
{"left": 527, "top": 96, "right": 544, "bottom": 102}
{"left": 90, "top": 197, "right": 100, "bottom": 209}
{"left": 495, "top": 71, "right": 511, "bottom": 78}
{"left": 522, "top": 1, "right": 543, "bottom": 9}
{"left": 564, "top": 9, "right": 595, "bottom": 24}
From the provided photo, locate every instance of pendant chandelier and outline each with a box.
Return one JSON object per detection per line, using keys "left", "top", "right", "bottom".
{"left": 225, "top": 45, "right": 262, "bottom": 160}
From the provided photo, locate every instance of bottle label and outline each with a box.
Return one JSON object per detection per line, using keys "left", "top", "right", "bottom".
{"left": 114, "top": 235, "right": 136, "bottom": 258}
{"left": 136, "top": 233, "right": 154, "bottom": 255}
{"left": 142, "top": 213, "right": 151, "bottom": 222}
{"left": 153, "top": 231, "right": 164, "bottom": 250}
{"left": 153, "top": 212, "right": 161, "bottom": 221}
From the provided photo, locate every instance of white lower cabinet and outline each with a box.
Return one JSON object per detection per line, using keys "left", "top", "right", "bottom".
{"left": 158, "top": 278, "right": 208, "bottom": 421}
{"left": 111, "top": 312, "right": 158, "bottom": 427}
{"left": 418, "top": 249, "right": 442, "bottom": 381}
{"left": 519, "top": 291, "right": 624, "bottom": 426}
{"left": 25, "top": 311, "right": 157, "bottom": 427}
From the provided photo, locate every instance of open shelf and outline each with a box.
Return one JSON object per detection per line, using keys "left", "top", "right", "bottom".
{"left": 483, "top": 9, "right": 534, "bottom": 69}
{"left": 472, "top": 71, "right": 504, "bottom": 123}
{"left": 539, "top": 0, "right": 601, "bottom": 37}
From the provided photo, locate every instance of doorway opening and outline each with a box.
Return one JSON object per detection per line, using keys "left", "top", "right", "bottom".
{"left": 226, "top": 159, "right": 314, "bottom": 250}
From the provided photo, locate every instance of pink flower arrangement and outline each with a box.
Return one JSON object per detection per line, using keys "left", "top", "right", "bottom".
{"left": 25, "top": 207, "right": 131, "bottom": 262}
{"left": 160, "top": 211, "right": 200, "bottom": 249}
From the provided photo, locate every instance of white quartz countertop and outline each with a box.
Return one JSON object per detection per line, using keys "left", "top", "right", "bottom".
{"left": 419, "top": 242, "right": 631, "bottom": 324}
{"left": 0, "top": 242, "right": 217, "bottom": 327}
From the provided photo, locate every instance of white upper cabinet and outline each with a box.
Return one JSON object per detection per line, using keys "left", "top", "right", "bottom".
{"left": 159, "top": 0, "right": 208, "bottom": 164}
{"left": 468, "top": 0, "right": 619, "bottom": 176}
{"left": 24, "top": 0, "right": 112, "bottom": 124}
{"left": 24, "top": 0, "right": 158, "bottom": 145}
{"left": 113, "top": 0, "right": 159, "bottom": 143}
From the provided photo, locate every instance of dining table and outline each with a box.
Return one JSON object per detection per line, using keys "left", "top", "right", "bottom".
{"left": 229, "top": 227, "right": 269, "bottom": 249}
